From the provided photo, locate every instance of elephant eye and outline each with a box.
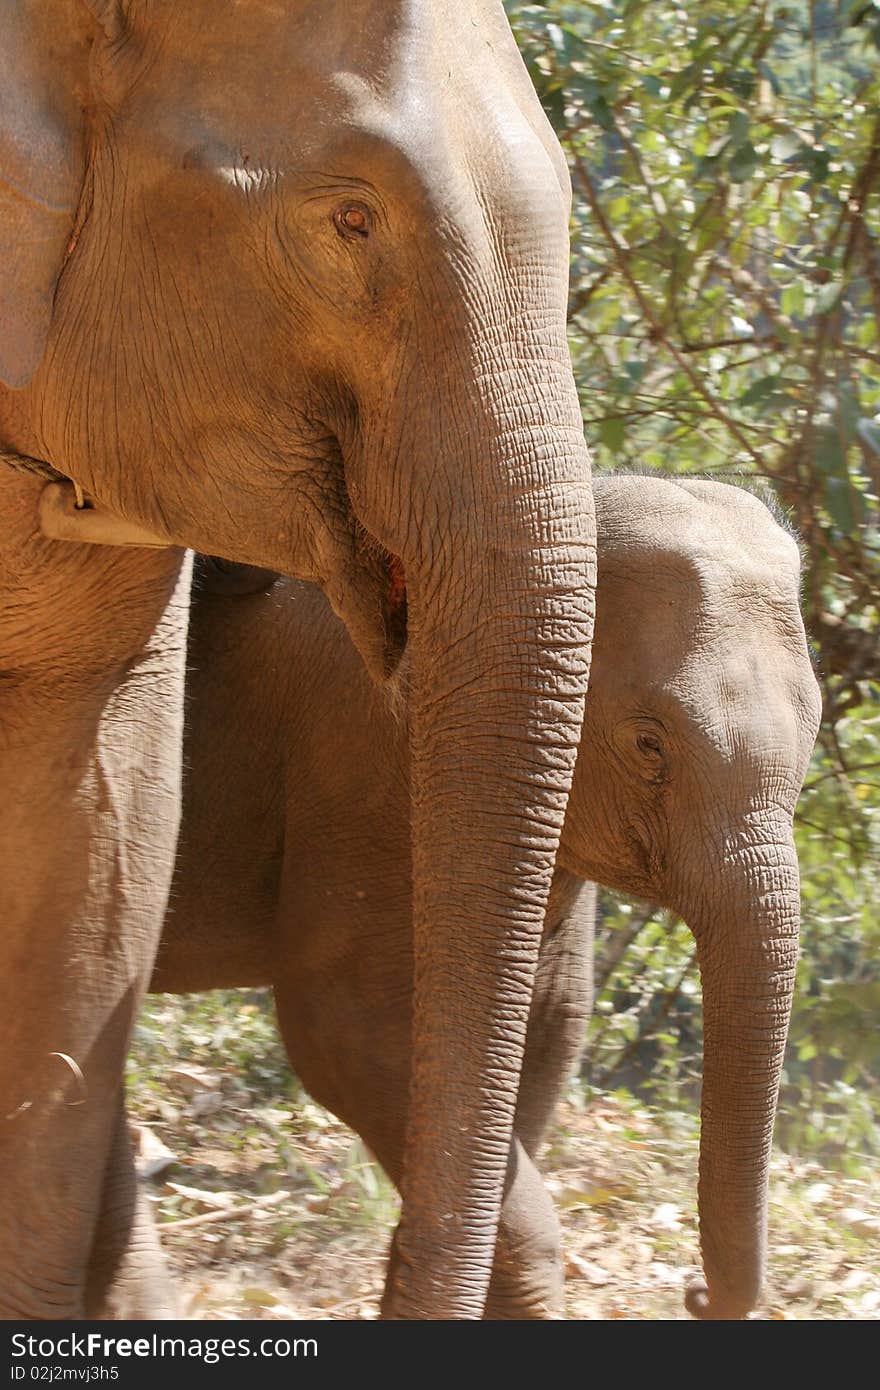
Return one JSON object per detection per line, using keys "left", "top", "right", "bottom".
{"left": 636, "top": 731, "right": 663, "bottom": 759}
{"left": 334, "top": 202, "right": 372, "bottom": 240}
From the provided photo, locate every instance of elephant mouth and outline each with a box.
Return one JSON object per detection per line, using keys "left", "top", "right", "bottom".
{"left": 311, "top": 432, "right": 407, "bottom": 682}
{"left": 382, "top": 551, "right": 408, "bottom": 677}
{"left": 348, "top": 519, "right": 408, "bottom": 680}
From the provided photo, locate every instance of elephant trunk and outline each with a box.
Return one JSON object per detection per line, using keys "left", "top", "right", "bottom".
{"left": 686, "top": 815, "right": 801, "bottom": 1320}
{"left": 389, "top": 428, "right": 595, "bottom": 1318}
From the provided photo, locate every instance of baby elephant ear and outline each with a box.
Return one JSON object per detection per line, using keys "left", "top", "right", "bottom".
{"left": 0, "top": 10, "right": 85, "bottom": 390}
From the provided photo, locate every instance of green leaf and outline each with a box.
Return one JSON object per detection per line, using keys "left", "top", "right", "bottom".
{"left": 815, "top": 280, "right": 844, "bottom": 315}
{"left": 598, "top": 416, "right": 626, "bottom": 452}
{"left": 781, "top": 283, "right": 806, "bottom": 318}
{"left": 801, "top": 144, "right": 831, "bottom": 182}
{"left": 624, "top": 359, "right": 647, "bottom": 384}
{"left": 569, "top": 74, "right": 617, "bottom": 133}
{"left": 815, "top": 426, "right": 845, "bottom": 476}
{"left": 757, "top": 60, "right": 782, "bottom": 96}
{"left": 824, "top": 476, "right": 863, "bottom": 532}
{"left": 722, "top": 68, "right": 757, "bottom": 103}
{"left": 669, "top": 62, "right": 699, "bottom": 101}
{"left": 738, "top": 374, "right": 781, "bottom": 408}
{"left": 728, "top": 141, "right": 760, "bottom": 182}
{"left": 695, "top": 212, "right": 725, "bottom": 255}
{"left": 857, "top": 418, "right": 880, "bottom": 455}
{"left": 835, "top": 383, "right": 860, "bottom": 441}
{"left": 727, "top": 110, "right": 750, "bottom": 150}
{"left": 541, "top": 82, "right": 567, "bottom": 132}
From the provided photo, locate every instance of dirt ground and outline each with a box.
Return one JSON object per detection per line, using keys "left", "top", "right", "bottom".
{"left": 129, "top": 993, "right": 880, "bottom": 1321}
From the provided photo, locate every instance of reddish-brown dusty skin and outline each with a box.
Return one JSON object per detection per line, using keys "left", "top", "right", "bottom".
{"left": 0, "top": 2, "right": 594, "bottom": 1318}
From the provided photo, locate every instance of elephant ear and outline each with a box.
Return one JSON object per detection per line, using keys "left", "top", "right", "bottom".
{"left": 0, "top": 8, "right": 88, "bottom": 390}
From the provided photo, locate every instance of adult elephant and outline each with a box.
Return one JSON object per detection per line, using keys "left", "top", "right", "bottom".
{"left": 0, "top": 1, "right": 594, "bottom": 1318}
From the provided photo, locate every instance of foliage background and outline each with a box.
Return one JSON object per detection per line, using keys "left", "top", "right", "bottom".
{"left": 502, "top": 0, "right": 880, "bottom": 1161}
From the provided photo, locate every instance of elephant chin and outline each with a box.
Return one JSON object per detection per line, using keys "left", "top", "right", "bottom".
{"left": 196, "top": 557, "right": 281, "bottom": 596}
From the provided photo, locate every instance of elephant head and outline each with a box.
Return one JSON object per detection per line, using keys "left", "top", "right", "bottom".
{"left": 0, "top": 2, "right": 594, "bottom": 1315}
{"left": 565, "top": 475, "right": 821, "bottom": 1319}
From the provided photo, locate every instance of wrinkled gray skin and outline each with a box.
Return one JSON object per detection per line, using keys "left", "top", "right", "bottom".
{"left": 0, "top": 487, "right": 188, "bottom": 1318}
{"left": 152, "top": 475, "right": 822, "bottom": 1319}
{"left": 0, "top": 2, "right": 594, "bottom": 1317}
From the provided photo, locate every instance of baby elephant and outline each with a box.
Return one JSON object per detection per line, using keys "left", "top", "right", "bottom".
{"left": 153, "top": 474, "right": 821, "bottom": 1319}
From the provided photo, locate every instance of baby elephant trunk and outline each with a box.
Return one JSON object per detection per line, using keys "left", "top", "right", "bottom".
{"left": 686, "top": 815, "right": 801, "bottom": 1319}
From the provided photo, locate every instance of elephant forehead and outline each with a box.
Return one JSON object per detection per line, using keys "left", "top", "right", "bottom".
{"left": 596, "top": 541, "right": 804, "bottom": 634}
{"left": 616, "top": 576, "right": 811, "bottom": 709}
{"left": 119, "top": 1, "right": 566, "bottom": 237}
{"left": 595, "top": 476, "right": 802, "bottom": 591}
{"left": 593, "top": 555, "right": 815, "bottom": 726}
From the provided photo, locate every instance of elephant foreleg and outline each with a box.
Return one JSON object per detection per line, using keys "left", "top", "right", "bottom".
{"left": 0, "top": 482, "right": 189, "bottom": 1316}
{"left": 379, "top": 1140, "right": 564, "bottom": 1319}
{"left": 514, "top": 874, "right": 596, "bottom": 1156}
{"left": 84, "top": 1099, "right": 177, "bottom": 1319}
{"left": 274, "top": 932, "right": 571, "bottom": 1320}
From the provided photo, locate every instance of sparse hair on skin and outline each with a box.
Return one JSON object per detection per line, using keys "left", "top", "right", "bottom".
{"left": 380, "top": 647, "right": 413, "bottom": 728}
{"left": 595, "top": 462, "right": 804, "bottom": 556}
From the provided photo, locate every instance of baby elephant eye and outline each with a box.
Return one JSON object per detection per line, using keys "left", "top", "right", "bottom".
{"left": 636, "top": 731, "right": 664, "bottom": 759}
{"left": 613, "top": 717, "right": 669, "bottom": 785}
{"left": 334, "top": 202, "right": 372, "bottom": 240}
